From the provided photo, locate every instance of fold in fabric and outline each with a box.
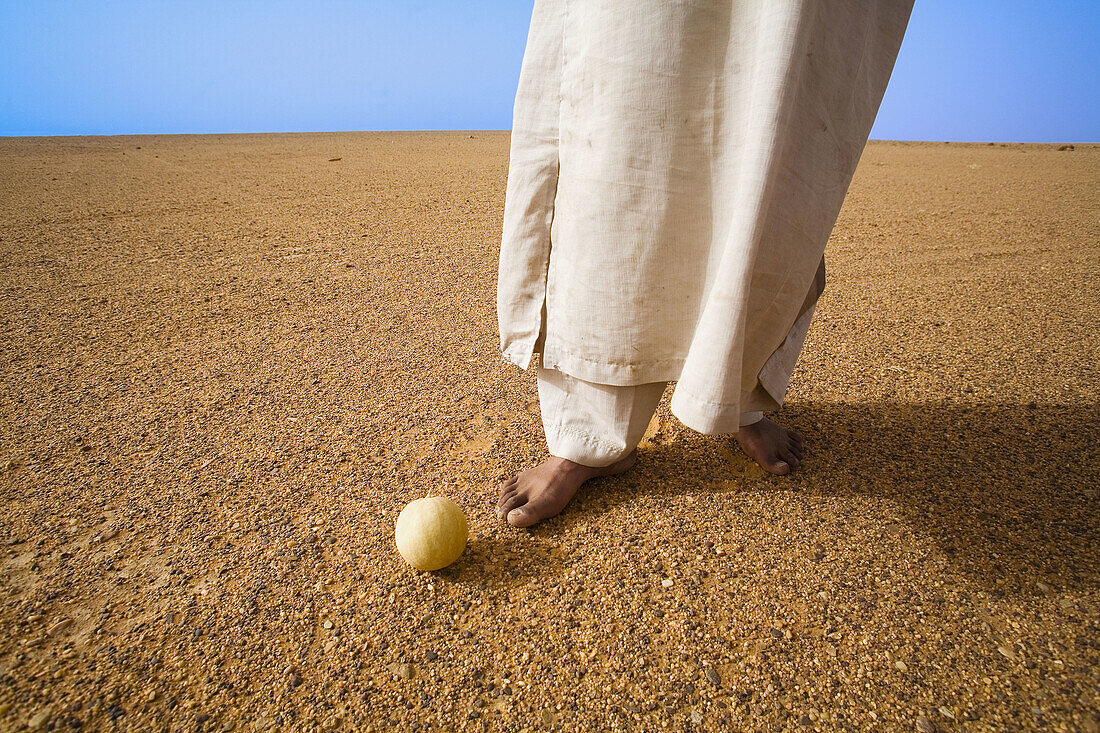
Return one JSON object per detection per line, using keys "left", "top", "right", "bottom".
{"left": 498, "top": 0, "right": 913, "bottom": 434}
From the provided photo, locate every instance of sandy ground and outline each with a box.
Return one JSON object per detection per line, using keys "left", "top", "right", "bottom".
{"left": 0, "top": 132, "right": 1097, "bottom": 732}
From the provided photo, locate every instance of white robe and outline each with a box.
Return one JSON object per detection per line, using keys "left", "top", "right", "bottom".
{"left": 497, "top": 0, "right": 913, "bottom": 433}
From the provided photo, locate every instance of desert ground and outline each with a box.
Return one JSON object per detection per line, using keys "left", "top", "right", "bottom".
{"left": 0, "top": 132, "right": 1097, "bottom": 732}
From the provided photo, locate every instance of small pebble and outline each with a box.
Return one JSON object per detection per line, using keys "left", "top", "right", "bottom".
{"left": 915, "top": 715, "right": 936, "bottom": 733}
{"left": 47, "top": 619, "right": 72, "bottom": 636}
{"left": 27, "top": 710, "right": 51, "bottom": 730}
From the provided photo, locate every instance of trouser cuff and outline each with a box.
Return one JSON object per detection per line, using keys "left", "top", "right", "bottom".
{"left": 739, "top": 411, "right": 763, "bottom": 427}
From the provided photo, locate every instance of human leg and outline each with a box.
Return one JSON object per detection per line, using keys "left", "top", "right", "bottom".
{"left": 671, "top": 262, "right": 822, "bottom": 475}
{"left": 497, "top": 366, "right": 666, "bottom": 527}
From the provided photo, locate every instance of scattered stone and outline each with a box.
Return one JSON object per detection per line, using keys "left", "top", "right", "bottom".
{"left": 894, "top": 660, "right": 908, "bottom": 672}
{"left": 390, "top": 663, "right": 415, "bottom": 680}
{"left": 938, "top": 706, "right": 955, "bottom": 720}
{"left": 915, "top": 715, "right": 936, "bottom": 733}
{"left": 27, "top": 709, "right": 51, "bottom": 729}
{"left": 661, "top": 579, "right": 673, "bottom": 588}
{"left": 426, "top": 650, "right": 438, "bottom": 661}
{"left": 323, "top": 620, "right": 334, "bottom": 630}
{"left": 798, "top": 714, "right": 812, "bottom": 726}
{"left": 705, "top": 669, "right": 721, "bottom": 687}
{"left": 47, "top": 618, "right": 72, "bottom": 635}
{"left": 997, "top": 645, "right": 1016, "bottom": 661}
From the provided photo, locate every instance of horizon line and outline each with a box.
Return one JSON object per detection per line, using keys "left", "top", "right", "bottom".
{"left": 0, "top": 130, "right": 1095, "bottom": 145}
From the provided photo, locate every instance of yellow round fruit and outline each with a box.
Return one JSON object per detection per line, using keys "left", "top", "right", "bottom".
{"left": 394, "top": 496, "right": 468, "bottom": 571}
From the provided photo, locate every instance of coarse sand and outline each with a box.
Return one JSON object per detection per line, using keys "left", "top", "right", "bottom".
{"left": 0, "top": 132, "right": 1098, "bottom": 731}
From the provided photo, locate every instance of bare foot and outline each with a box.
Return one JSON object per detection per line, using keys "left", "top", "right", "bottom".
{"left": 735, "top": 417, "right": 804, "bottom": 475}
{"left": 497, "top": 452, "right": 638, "bottom": 528}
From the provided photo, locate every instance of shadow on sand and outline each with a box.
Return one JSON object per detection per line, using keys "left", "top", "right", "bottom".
{"left": 542, "top": 401, "right": 1100, "bottom": 594}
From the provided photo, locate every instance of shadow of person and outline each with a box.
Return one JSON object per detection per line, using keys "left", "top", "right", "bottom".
{"left": 537, "top": 400, "right": 1100, "bottom": 595}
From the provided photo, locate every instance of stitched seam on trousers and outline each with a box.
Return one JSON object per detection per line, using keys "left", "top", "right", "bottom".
{"left": 549, "top": 423, "right": 624, "bottom": 453}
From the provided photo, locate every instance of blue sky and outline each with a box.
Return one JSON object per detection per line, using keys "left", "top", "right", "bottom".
{"left": 0, "top": 0, "right": 1096, "bottom": 141}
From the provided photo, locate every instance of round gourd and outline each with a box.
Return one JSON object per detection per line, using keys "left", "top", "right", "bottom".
{"left": 394, "top": 496, "right": 468, "bottom": 571}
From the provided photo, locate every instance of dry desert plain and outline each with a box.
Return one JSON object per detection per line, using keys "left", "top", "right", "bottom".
{"left": 0, "top": 133, "right": 1098, "bottom": 732}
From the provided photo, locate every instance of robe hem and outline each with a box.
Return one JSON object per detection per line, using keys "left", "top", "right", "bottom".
{"left": 668, "top": 387, "right": 744, "bottom": 436}
{"left": 502, "top": 340, "right": 536, "bottom": 371}
{"left": 541, "top": 343, "right": 685, "bottom": 386}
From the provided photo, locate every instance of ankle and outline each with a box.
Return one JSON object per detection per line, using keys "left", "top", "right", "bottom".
{"left": 546, "top": 455, "right": 596, "bottom": 480}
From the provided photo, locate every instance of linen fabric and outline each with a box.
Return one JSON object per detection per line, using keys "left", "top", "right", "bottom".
{"left": 539, "top": 366, "right": 765, "bottom": 468}
{"left": 538, "top": 366, "right": 666, "bottom": 467}
{"left": 498, "top": 0, "right": 913, "bottom": 434}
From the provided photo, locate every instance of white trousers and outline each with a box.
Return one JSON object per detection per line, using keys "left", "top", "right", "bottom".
{"left": 536, "top": 278, "right": 821, "bottom": 467}
{"left": 538, "top": 367, "right": 764, "bottom": 467}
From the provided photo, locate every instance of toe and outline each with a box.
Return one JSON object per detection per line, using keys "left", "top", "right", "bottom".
{"left": 779, "top": 446, "right": 801, "bottom": 470}
{"left": 766, "top": 458, "right": 790, "bottom": 475}
{"left": 789, "top": 429, "right": 804, "bottom": 446}
{"left": 498, "top": 493, "right": 526, "bottom": 519}
{"left": 789, "top": 441, "right": 804, "bottom": 460}
{"left": 497, "top": 484, "right": 517, "bottom": 509}
{"left": 506, "top": 506, "right": 539, "bottom": 528}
